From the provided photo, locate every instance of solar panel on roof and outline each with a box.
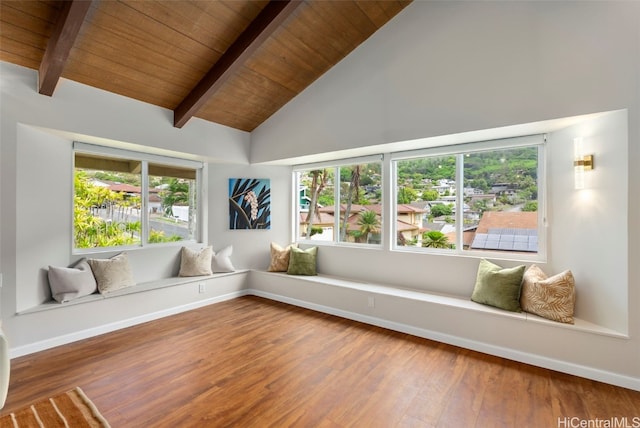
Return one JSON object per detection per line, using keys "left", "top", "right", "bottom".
{"left": 470, "top": 228, "right": 538, "bottom": 252}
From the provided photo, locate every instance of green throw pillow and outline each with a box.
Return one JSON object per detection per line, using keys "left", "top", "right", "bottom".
{"left": 471, "top": 259, "right": 525, "bottom": 312}
{"left": 287, "top": 246, "right": 318, "bottom": 276}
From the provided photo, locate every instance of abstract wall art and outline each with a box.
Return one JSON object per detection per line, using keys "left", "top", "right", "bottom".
{"left": 228, "top": 178, "right": 271, "bottom": 230}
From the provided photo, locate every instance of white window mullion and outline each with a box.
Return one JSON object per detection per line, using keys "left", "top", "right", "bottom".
{"left": 456, "top": 154, "right": 464, "bottom": 253}
{"left": 537, "top": 141, "right": 547, "bottom": 260}
{"left": 383, "top": 154, "right": 393, "bottom": 250}
{"left": 292, "top": 171, "right": 300, "bottom": 242}
{"left": 334, "top": 166, "right": 341, "bottom": 243}
{"left": 141, "top": 161, "right": 149, "bottom": 245}
{"left": 198, "top": 165, "right": 208, "bottom": 244}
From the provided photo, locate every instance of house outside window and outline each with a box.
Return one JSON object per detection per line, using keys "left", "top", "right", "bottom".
{"left": 295, "top": 156, "right": 383, "bottom": 246}
{"left": 392, "top": 135, "right": 545, "bottom": 259}
{"left": 73, "top": 143, "right": 204, "bottom": 251}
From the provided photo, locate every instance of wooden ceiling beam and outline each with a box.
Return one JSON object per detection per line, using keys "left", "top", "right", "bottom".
{"left": 173, "top": 0, "right": 302, "bottom": 128}
{"left": 38, "top": 0, "right": 93, "bottom": 96}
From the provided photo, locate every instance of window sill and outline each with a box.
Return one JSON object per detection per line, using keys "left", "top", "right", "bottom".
{"left": 17, "top": 270, "right": 249, "bottom": 315}
{"left": 390, "top": 245, "right": 546, "bottom": 264}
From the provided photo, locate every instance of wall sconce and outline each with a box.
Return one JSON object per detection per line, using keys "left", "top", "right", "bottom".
{"left": 574, "top": 137, "right": 594, "bottom": 189}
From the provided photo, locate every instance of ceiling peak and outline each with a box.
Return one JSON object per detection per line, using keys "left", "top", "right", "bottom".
{"left": 173, "top": 0, "right": 303, "bottom": 129}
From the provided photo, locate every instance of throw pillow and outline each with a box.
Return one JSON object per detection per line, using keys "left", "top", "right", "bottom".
{"left": 471, "top": 259, "right": 525, "bottom": 312}
{"left": 179, "top": 246, "right": 213, "bottom": 277}
{"left": 267, "top": 242, "right": 298, "bottom": 272}
{"left": 212, "top": 245, "right": 236, "bottom": 273}
{"left": 88, "top": 253, "right": 136, "bottom": 294}
{"left": 48, "top": 258, "right": 98, "bottom": 302}
{"left": 287, "top": 246, "right": 318, "bottom": 276}
{"left": 521, "top": 265, "right": 576, "bottom": 324}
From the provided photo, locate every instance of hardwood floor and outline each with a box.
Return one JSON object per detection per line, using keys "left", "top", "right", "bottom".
{"left": 2, "top": 296, "right": 639, "bottom": 427}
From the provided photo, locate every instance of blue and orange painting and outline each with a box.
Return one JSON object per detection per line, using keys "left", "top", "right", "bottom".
{"left": 228, "top": 178, "right": 271, "bottom": 230}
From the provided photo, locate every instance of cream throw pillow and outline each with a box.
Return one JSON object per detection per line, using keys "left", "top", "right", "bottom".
{"left": 212, "top": 245, "right": 235, "bottom": 273}
{"left": 267, "top": 242, "right": 297, "bottom": 272}
{"left": 521, "top": 264, "right": 576, "bottom": 324}
{"left": 179, "top": 246, "right": 213, "bottom": 277}
{"left": 88, "top": 253, "right": 135, "bottom": 294}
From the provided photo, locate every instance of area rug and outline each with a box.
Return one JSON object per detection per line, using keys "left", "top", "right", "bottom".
{"left": 0, "top": 387, "right": 110, "bottom": 427}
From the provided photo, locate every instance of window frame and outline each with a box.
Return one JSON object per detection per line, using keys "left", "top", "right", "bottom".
{"left": 390, "top": 134, "right": 546, "bottom": 262}
{"left": 293, "top": 155, "right": 384, "bottom": 248}
{"left": 72, "top": 142, "right": 206, "bottom": 254}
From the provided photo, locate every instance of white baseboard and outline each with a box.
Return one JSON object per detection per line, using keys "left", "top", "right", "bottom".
{"left": 9, "top": 287, "right": 640, "bottom": 392}
{"left": 9, "top": 290, "right": 249, "bottom": 359}
{"left": 249, "top": 289, "right": 640, "bottom": 392}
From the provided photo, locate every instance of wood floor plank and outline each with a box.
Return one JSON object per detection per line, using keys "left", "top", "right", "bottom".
{"left": 513, "top": 364, "right": 554, "bottom": 428}
{"left": 404, "top": 345, "right": 472, "bottom": 426}
{"left": 474, "top": 360, "right": 522, "bottom": 428}
{"left": 2, "top": 296, "right": 639, "bottom": 427}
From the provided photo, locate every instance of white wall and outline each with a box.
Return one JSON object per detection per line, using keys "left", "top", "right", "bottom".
{"left": 547, "top": 113, "right": 629, "bottom": 333}
{"left": 252, "top": 1, "right": 639, "bottom": 164}
{"left": 208, "top": 164, "right": 292, "bottom": 270}
{"left": 251, "top": 2, "right": 640, "bottom": 387}
{"left": 0, "top": 62, "right": 290, "bottom": 353}
{"left": 1, "top": 63, "right": 250, "bottom": 164}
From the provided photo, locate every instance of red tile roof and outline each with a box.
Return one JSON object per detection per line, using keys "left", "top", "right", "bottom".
{"left": 109, "top": 183, "right": 141, "bottom": 193}
{"left": 475, "top": 211, "right": 537, "bottom": 233}
{"left": 397, "top": 219, "right": 420, "bottom": 232}
{"left": 445, "top": 230, "right": 476, "bottom": 247}
{"left": 299, "top": 212, "right": 335, "bottom": 225}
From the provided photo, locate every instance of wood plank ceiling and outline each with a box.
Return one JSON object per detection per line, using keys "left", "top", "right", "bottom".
{"left": 0, "top": 0, "right": 411, "bottom": 132}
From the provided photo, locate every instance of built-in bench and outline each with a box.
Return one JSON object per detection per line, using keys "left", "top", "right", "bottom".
{"left": 19, "top": 268, "right": 627, "bottom": 340}
{"left": 18, "top": 270, "right": 249, "bottom": 315}
{"left": 250, "top": 270, "right": 627, "bottom": 339}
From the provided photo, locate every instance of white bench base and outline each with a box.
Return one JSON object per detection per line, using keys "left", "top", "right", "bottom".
{"left": 249, "top": 270, "right": 627, "bottom": 339}
{"left": 18, "top": 270, "right": 249, "bottom": 315}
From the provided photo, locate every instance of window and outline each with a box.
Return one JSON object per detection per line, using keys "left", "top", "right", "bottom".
{"left": 295, "top": 157, "right": 383, "bottom": 246}
{"left": 392, "top": 135, "right": 545, "bottom": 258}
{"left": 147, "top": 163, "right": 198, "bottom": 243}
{"left": 73, "top": 143, "right": 203, "bottom": 251}
{"left": 395, "top": 154, "right": 456, "bottom": 248}
{"left": 297, "top": 168, "right": 335, "bottom": 242}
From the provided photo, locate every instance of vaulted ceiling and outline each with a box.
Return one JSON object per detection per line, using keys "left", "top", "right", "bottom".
{"left": 0, "top": 0, "right": 411, "bottom": 132}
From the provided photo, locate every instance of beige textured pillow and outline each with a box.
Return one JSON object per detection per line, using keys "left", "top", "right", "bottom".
{"left": 267, "top": 242, "right": 297, "bottom": 272}
{"left": 88, "top": 253, "right": 135, "bottom": 294}
{"left": 521, "top": 264, "right": 576, "bottom": 324}
{"left": 179, "top": 246, "right": 213, "bottom": 277}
